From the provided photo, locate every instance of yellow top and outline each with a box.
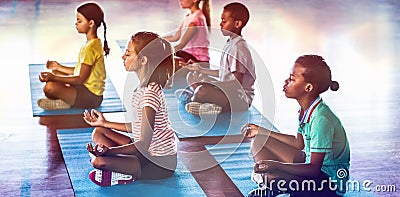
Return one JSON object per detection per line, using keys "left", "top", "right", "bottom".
{"left": 74, "top": 38, "right": 106, "bottom": 96}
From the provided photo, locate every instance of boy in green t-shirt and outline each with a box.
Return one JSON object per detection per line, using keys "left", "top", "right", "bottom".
{"left": 243, "top": 55, "right": 350, "bottom": 196}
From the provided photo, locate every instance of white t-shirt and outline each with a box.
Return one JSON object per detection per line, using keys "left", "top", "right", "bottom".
{"left": 219, "top": 36, "right": 256, "bottom": 105}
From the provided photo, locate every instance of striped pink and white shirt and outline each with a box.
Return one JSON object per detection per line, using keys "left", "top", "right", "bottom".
{"left": 131, "top": 82, "right": 177, "bottom": 156}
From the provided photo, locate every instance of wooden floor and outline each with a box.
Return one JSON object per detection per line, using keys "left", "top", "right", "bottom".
{"left": 0, "top": 0, "right": 399, "bottom": 196}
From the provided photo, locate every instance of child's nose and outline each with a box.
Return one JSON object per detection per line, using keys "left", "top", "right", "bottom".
{"left": 284, "top": 78, "right": 289, "bottom": 84}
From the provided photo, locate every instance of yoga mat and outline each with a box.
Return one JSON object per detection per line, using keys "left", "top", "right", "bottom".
{"left": 57, "top": 127, "right": 205, "bottom": 197}
{"left": 164, "top": 89, "right": 278, "bottom": 138}
{"left": 205, "top": 143, "right": 376, "bottom": 197}
{"left": 29, "top": 63, "right": 125, "bottom": 116}
{"left": 205, "top": 142, "right": 254, "bottom": 195}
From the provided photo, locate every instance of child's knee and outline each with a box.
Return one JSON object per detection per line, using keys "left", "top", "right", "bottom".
{"left": 92, "top": 127, "right": 107, "bottom": 140}
{"left": 91, "top": 157, "right": 107, "bottom": 169}
{"left": 43, "top": 82, "right": 56, "bottom": 94}
{"left": 193, "top": 84, "right": 207, "bottom": 99}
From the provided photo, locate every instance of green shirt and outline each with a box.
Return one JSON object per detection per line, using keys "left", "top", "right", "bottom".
{"left": 298, "top": 96, "right": 350, "bottom": 195}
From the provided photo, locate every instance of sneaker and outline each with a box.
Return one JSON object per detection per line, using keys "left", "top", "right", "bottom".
{"left": 185, "top": 101, "right": 222, "bottom": 115}
{"left": 37, "top": 98, "right": 71, "bottom": 110}
{"left": 174, "top": 88, "right": 193, "bottom": 105}
{"left": 88, "top": 169, "right": 135, "bottom": 187}
{"left": 248, "top": 187, "right": 272, "bottom": 197}
{"left": 248, "top": 187, "right": 290, "bottom": 197}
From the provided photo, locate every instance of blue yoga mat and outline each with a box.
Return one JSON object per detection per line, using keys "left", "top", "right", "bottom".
{"left": 205, "top": 143, "right": 376, "bottom": 197}
{"left": 29, "top": 63, "right": 125, "bottom": 116}
{"left": 205, "top": 142, "right": 254, "bottom": 195}
{"left": 57, "top": 127, "right": 205, "bottom": 197}
{"left": 164, "top": 89, "right": 277, "bottom": 138}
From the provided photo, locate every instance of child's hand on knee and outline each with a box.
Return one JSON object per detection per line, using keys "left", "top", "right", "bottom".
{"left": 87, "top": 142, "right": 109, "bottom": 157}
{"left": 241, "top": 123, "right": 260, "bottom": 138}
{"left": 39, "top": 72, "right": 54, "bottom": 82}
{"left": 181, "top": 60, "right": 200, "bottom": 71}
{"left": 46, "top": 60, "right": 60, "bottom": 71}
{"left": 254, "top": 160, "right": 278, "bottom": 173}
{"left": 83, "top": 109, "right": 106, "bottom": 127}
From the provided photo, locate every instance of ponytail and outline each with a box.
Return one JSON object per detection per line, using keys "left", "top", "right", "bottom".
{"left": 102, "top": 20, "right": 110, "bottom": 56}
{"left": 201, "top": 0, "right": 211, "bottom": 31}
{"left": 158, "top": 38, "right": 175, "bottom": 88}
{"left": 330, "top": 81, "right": 339, "bottom": 91}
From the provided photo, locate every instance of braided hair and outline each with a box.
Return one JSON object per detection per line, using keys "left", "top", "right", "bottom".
{"left": 77, "top": 2, "right": 110, "bottom": 56}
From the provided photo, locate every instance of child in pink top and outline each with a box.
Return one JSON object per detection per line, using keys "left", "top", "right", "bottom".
{"left": 164, "top": 0, "right": 210, "bottom": 64}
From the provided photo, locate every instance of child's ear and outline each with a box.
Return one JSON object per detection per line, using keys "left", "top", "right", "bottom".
{"left": 234, "top": 20, "right": 243, "bottom": 29}
{"left": 305, "top": 83, "right": 314, "bottom": 92}
{"left": 89, "top": 19, "right": 95, "bottom": 28}
{"left": 140, "top": 56, "right": 148, "bottom": 65}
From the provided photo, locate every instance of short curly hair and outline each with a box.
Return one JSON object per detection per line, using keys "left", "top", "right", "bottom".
{"left": 295, "top": 55, "right": 339, "bottom": 94}
{"left": 223, "top": 2, "right": 250, "bottom": 27}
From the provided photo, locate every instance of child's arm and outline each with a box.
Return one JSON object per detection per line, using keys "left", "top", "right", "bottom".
{"left": 173, "top": 22, "right": 197, "bottom": 51}
{"left": 180, "top": 61, "right": 219, "bottom": 77}
{"left": 232, "top": 72, "right": 243, "bottom": 85}
{"left": 255, "top": 152, "right": 325, "bottom": 178}
{"left": 242, "top": 123, "right": 304, "bottom": 150}
{"left": 163, "top": 23, "right": 183, "bottom": 42}
{"left": 103, "top": 106, "right": 155, "bottom": 156}
{"left": 46, "top": 60, "right": 74, "bottom": 75}
{"left": 40, "top": 63, "right": 92, "bottom": 85}
{"left": 83, "top": 109, "right": 131, "bottom": 132}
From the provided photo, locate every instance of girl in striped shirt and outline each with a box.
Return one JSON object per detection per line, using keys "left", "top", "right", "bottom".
{"left": 84, "top": 31, "right": 177, "bottom": 186}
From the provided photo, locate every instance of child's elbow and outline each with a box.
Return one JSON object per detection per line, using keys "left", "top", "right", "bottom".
{"left": 76, "top": 76, "right": 89, "bottom": 84}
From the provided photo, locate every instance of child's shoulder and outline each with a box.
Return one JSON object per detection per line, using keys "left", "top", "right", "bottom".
{"left": 313, "top": 101, "right": 341, "bottom": 124}
{"left": 145, "top": 82, "right": 163, "bottom": 93}
{"left": 229, "top": 36, "right": 248, "bottom": 46}
{"left": 82, "top": 38, "right": 102, "bottom": 51}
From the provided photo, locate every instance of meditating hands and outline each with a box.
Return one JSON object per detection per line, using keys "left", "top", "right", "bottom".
{"left": 241, "top": 123, "right": 279, "bottom": 174}
{"left": 45, "top": 60, "right": 62, "bottom": 71}
{"left": 178, "top": 59, "right": 200, "bottom": 71}
{"left": 83, "top": 109, "right": 107, "bottom": 127}
{"left": 241, "top": 123, "right": 261, "bottom": 138}
{"left": 84, "top": 109, "right": 110, "bottom": 157}
{"left": 86, "top": 142, "right": 109, "bottom": 157}
{"left": 38, "top": 72, "right": 54, "bottom": 82}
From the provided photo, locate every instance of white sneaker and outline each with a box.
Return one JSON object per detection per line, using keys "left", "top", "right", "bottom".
{"left": 185, "top": 101, "right": 222, "bottom": 115}
{"left": 37, "top": 98, "right": 71, "bottom": 110}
